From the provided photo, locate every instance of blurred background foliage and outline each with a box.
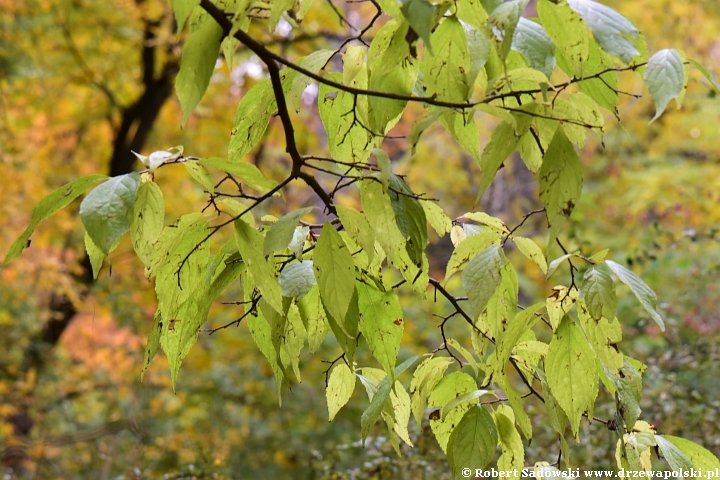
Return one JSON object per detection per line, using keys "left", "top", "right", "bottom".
{"left": 0, "top": 0, "right": 719, "bottom": 478}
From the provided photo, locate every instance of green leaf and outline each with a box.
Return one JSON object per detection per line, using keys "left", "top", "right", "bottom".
{"left": 441, "top": 389, "right": 493, "bottom": 421}
{"left": 446, "top": 230, "right": 500, "bottom": 281}
{"left": 270, "top": 0, "right": 294, "bottom": 30}
{"left": 488, "top": 0, "right": 529, "bottom": 63}
{"left": 279, "top": 260, "right": 316, "bottom": 300}
{"left": 462, "top": 245, "right": 506, "bottom": 319}
{"left": 606, "top": 359, "right": 643, "bottom": 428}
{"left": 200, "top": 157, "right": 278, "bottom": 194}
{"left": 335, "top": 205, "right": 375, "bottom": 263}
{"left": 687, "top": 57, "right": 720, "bottom": 93}
{"left": 428, "top": 371, "right": 478, "bottom": 452}
{"left": 493, "top": 406, "right": 525, "bottom": 472}
{"left": 440, "top": 110, "right": 481, "bottom": 163}
{"left": 4, "top": 175, "right": 107, "bottom": 267}
{"left": 84, "top": 231, "right": 106, "bottom": 279}
{"left": 247, "top": 305, "right": 285, "bottom": 402}
{"left": 567, "top": 0, "right": 639, "bottom": 63}
{"left": 234, "top": 219, "right": 284, "bottom": 316}
{"left": 513, "top": 236, "right": 548, "bottom": 274}
{"left": 485, "top": 302, "right": 544, "bottom": 381}
{"left": 360, "top": 376, "right": 392, "bottom": 445}
{"left": 539, "top": 128, "right": 583, "bottom": 230}
{"left": 80, "top": 173, "right": 141, "bottom": 255}
{"left": 495, "top": 373, "right": 532, "bottom": 439}
{"left": 130, "top": 181, "right": 165, "bottom": 268}
{"left": 606, "top": 260, "right": 665, "bottom": 331}
{"left": 401, "top": 0, "right": 436, "bottom": 51}
{"left": 314, "top": 223, "right": 357, "bottom": 329}
{"left": 171, "top": 0, "right": 200, "bottom": 31}
{"left": 410, "top": 356, "right": 453, "bottom": 426}
{"left": 183, "top": 162, "right": 215, "bottom": 193}
{"left": 545, "top": 315, "right": 599, "bottom": 435}
{"left": 358, "top": 284, "right": 404, "bottom": 380}
{"left": 663, "top": 436, "right": 720, "bottom": 470}
{"left": 456, "top": 0, "right": 488, "bottom": 32}
{"left": 281, "top": 304, "right": 306, "bottom": 382}
{"left": 389, "top": 175, "right": 427, "bottom": 266}
{"left": 264, "top": 207, "right": 314, "bottom": 255}
{"left": 655, "top": 435, "right": 694, "bottom": 472}
{"left": 511, "top": 18, "right": 556, "bottom": 78}
{"left": 447, "top": 406, "right": 498, "bottom": 478}
{"left": 297, "top": 286, "right": 330, "bottom": 353}
{"left": 582, "top": 268, "right": 617, "bottom": 321}
{"left": 547, "top": 252, "right": 578, "bottom": 278}
{"left": 479, "top": 121, "right": 518, "bottom": 197}
{"left": 420, "top": 16, "right": 472, "bottom": 102}
{"left": 176, "top": 17, "right": 223, "bottom": 126}
{"left": 422, "top": 202, "right": 453, "bottom": 237}
{"left": 227, "top": 80, "right": 276, "bottom": 162}
{"left": 538, "top": 0, "right": 588, "bottom": 75}
{"left": 644, "top": 49, "right": 685, "bottom": 123}
{"left": 577, "top": 299, "right": 623, "bottom": 374}
{"left": 288, "top": 226, "right": 309, "bottom": 260}
{"left": 360, "top": 180, "right": 405, "bottom": 259}
{"left": 289, "top": 50, "right": 334, "bottom": 112}
{"left": 141, "top": 310, "right": 163, "bottom": 381}
{"left": 327, "top": 363, "right": 355, "bottom": 421}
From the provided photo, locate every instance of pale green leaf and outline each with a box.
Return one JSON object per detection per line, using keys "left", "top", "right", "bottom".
{"left": 80, "top": 173, "right": 141, "bottom": 255}
{"left": 422, "top": 201, "right": 453, "bottom": 237}
{"left": 410, "top": 356, "right": 453, "bottom": 426}
{"left": 401, "top": 0, "right": 436, "bottom": 50}
{"left": 183, "top": 162, "right": 215, "bottom": 194}
{"left": 84, "top": 231, "right": 106, "bottom": 280}
{"left": 227, "top": 80, "right": 276, "bottom": 162}
{"left": 428, "top": 371, "right": 478, "bottom": 452}
{"left": 234, "top": 220, "right": 284, "bottom": 316}
{"left": 336, "top": 205, "right": 375, "bottom": 263}
{"left": 270, "top": 0, "right": 294, "bottom": 30}
{"left": 440, "top": 110, "right": 480, "bottom": 163}
{"left": 644, "top": 49, "right": 685, "bottom": 123}
{"left": 512, "top": 18, "right": 556, "bottom": 78}
{"left": 176, "top": 18, "right": 222, "bottom": 126}
{"left": 247, "top": 306, "right": 285, "bottom": 402}
{"left": 420, "top": 16, "right": 472, "bottom": 102}
{"left": 4, "top": 175, "right": 107, "bottom": 267}
{"left": 446, "top": 230, "right": 500, "bottom": 281}
{"left": 582, "top": 268, "right": 617, "bottom": 320}
{"left": 264, "top": 207, "right": 314, "bottom": 255}
{"left": 360, "top": 180, "right": 405, "bottom": 258}
{"left": 360, "top": 377, "right": 392, "bottom": 444}
{"left": 297, "top": 286, "right": 330, "bottom": 353}
{"left": 577, "top": 299, "right": 623, "bottom": 373}
{"left": 567, "top": 0, "right": 639, "bottom": 63}
{"left": 687, "top": 57, "right": 720, "bottom": 93}
{"left": 314, "top": 222, "right": 357, "bottom": 329}
{"left": 130, "top": 181, "right": 165, "bottom": 268}
{"left": 281, "top": 304, "right": 306, "bottom": 381}
{"left": 288, "top": 226, "right": 308, "bottom": 260}
{"left": 141, "top": 310, "right": 163, "bottom": 381}
{"left": 171, "top": 0, "right": 200, "bottom": 31}
{"left": 447, "top": 406, "right": 498, "bottom": 478}
{"left": 358, "top": 284, "right": 404, "bottom": 380}
{"left": 325, "top": 362, "right": 355, "bottom": 422}
{"left": 606, "top": 260, "right": 665, "bottom": 331}
{"left": 514, "top": 236, "right": 548, "bottom": 274}
{"left": 389, "top": 175, "right": 427, "bottom": 266}
{"left": 488, "top": 0, "right": 529, "bottom": 62}
{"left": 495, "top": 373, "right": 532, "bottom": 439}
{"left": 200, "top": 157, "right": 278, "bottom": 193}
{"left": 545, "top": 316, "right": 599, "bottom": 435}
{"left": 539, "top": 128, "right": 583, "bottom": 230}
{"left": 664, "top": 436, "right": 720, "bottom": 470}
{"left": 479, "top": 121, "right": 518, "bottom": 197}
{"left": 547, "top": 252, "right": 578, "bottom": 278}
{"left": 462, "top": 245, "right": 506, "bottom": 318}
{"left": 441, "top": 389, "right": 493, "bottom": 421}
{"left": 493, "top": 407, "right": 525, "bottom": 472}
{"left": 461, "top": 212, "right": 509, "bottom": 234}
{"left": 655, "top": 435, "right": 694, "bottom": 472}
{"left": 289, "top": 50, "right": 334, "bottom": 112}
{"left": 279, "top": 260, "right": 316, "bottom": 300}
{"left": 538, "top": 0, "right": 588, "bottom": 74}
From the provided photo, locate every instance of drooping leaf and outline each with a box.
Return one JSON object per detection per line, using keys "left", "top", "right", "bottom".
{"left": 582, "top": 268, "right": 617, "bottom": 321}
{"left": 200, "top": 157, "right": 278, "bottom": 194}
{"left": 80, "top": 173, "right": 141, "bottom": 255}
{"left": 446, "top": 230, "right": 500, "bottom": 281}
{"left": 401, "top": 0, "right": 436, "bottom": 51}
{"left": 538, "top": 0, "right": 588, "bottom": 74}
{"left": 422, "top": 202, "right": 453, "bottom": 237}
{"left": 420, "top": 16, "right": 473, "bottom": 102}
{"left": 539, "top": 128, "right": 583, "bottom": 230}
{"left": 495, "top": 373, "right": 532, "bottom": 439}
{"left": 577, "top": 299, "right": 623, "bottom": 374}
{"left": 130, "top": 181, "right": 165, "bottom": 268}
{"left": 493, "top": 406, "right": 525, "bottom": 472}
{"left": 176, "top": 17, "right": 223, "bottom": 126}
{"left": 567, "top": 0, "right": 639, "bottom": 63}
{"left": 441, "top": 389, "right": 493, "bottom": 421}
{"left": 447, "top": 406, "right": 498, "bottom": 478}
{"left": 410, "top": 356, "right": 453, "bottom": 427}
{"left": 462, "top": 245, "right": 506, "bottom": 319}
{"left": 663, "top": 436, "right": 720, "bottom": 470}
{"left": 227, "top": 80, "right": 276, "bottom": 162}
{"left": 4, "top": 175, "right": 107, "bottom": 267}
{"left": 487, "top": 0, "right": 529, "bottom": 63}
{"left": 511, "top": 18, "right": 556, "bottom": 78}
{"left": 360, "top": 180, "right": 406, "bottom": 259}
{"left": 171, "top": 0, "right": 200, "bottom": 31}
{"left": 234, "top": 219, "right": 284, "bottom": 316}
{"left": 327, "top": 362, "right": 356, "bottom": 421}
{"left": 84, "top": 232, "right": 106, "bottom": 279}
{"left": 545, "top": 315, "right": 599, "bottom": 435}
{"left": 606, "top": 260, "right": 665, "bottom": 331}
{"left": 479, "top": 121, "right": 519, "bottom": 197}
{"left": 644, "top": 49, "right": 686, "bottom": 123}
{"left": 388, "top": 174, "right": 427, "bottom": 266}
{"left": 183, "top": 162, "right": 215, "bottom": 194}
{"left": 360, "top": 376, "right": 392, "bottom": 445}
{"left": 279, "top": 260, "right": 316, "bottom": 300}
{"left": 288, "top": 50, "right": 335, "bottom": 112}
{"left": 314, "top": 223, "right": 357, "bottom": 329}
{"left": 428, "top": 371, "right": 478, "bottom": 452}
{"left": 513, "top": 236, "right": 548, "bottom": 274}
{"left": 358, "top": 284, "right": 404, "bottom": 380}
{"left": 264, "top": 207, "right": 314, "bottom": 255}
{"left": 655, "top": 435, "right": 694, "bottom": 472}
{"left": 297, "top": 286, "right": 330, "bottom": 353}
